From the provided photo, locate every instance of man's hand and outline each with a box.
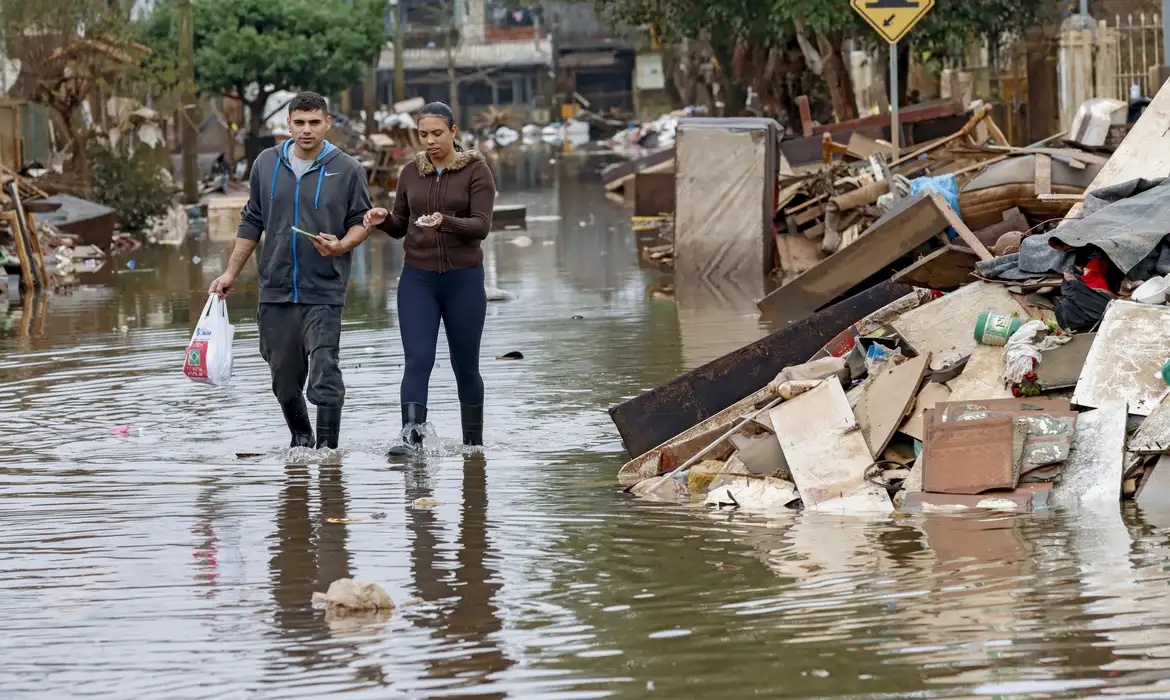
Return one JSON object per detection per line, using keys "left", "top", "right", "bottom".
{"left": 209, "top": 272, "right": 236, "bottom": 299}
{"left": 311, "top": 232, "right": 349, "bottom": 257}
{"left": 363, "top": 208, "right": 388, "bottom": 228}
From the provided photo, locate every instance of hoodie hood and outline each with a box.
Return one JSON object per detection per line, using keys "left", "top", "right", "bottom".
{"left": 415, "top": 149, "right": 484, "bottom": 176}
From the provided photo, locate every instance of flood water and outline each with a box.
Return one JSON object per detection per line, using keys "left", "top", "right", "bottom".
{"left": 6, "top": 151, "right": 1170, "bottom": 699}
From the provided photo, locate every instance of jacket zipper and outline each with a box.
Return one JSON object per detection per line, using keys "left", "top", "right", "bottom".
{"left": 282, "top": 156, "right": 324, "bottom": 303}
{"left": 434, "top": 171, "right": 445, "bottom": 273}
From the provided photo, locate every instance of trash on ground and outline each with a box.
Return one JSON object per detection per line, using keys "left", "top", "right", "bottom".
{"left": 311, "top": 579, "right": 395, "bottom": 613}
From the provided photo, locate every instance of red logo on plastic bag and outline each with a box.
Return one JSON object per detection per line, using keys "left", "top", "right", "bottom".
{"left": 184, "top": 340, "right": 209, "bottom": 379}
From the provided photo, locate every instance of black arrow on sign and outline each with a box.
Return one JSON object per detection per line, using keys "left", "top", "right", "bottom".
{"left": 883, "top": 13, "right": 896, "bottom": 26}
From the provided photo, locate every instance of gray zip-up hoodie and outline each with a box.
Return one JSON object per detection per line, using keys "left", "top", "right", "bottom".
{"left": 236, "top": 139, "right": 371, "bottom": 306}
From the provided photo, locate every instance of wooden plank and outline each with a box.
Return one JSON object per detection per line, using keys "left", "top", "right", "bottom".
{"left": 770, "top": 380, "right": 893, "bottom": 513}
{"left": 898, "top": 382, "right": 952, "bottom": 441}
{"left": 1034, "top": 153, "right": 1052, "bottom": 196}
{"left": 846, "top": 132, "right": 893, "bottom": 160}
{"left": 797, "top": 95, "right": 813, "bottom": 137}
{"left": 25, "top": 212, "right": 46, "bottom": 284}
{"left": 1054, "top": 402, "right": 1126, "bottom": 506}
{"left": 893, "top": 280, "right": 1028, "bottom": 370}
{"left": 1072, "top": 301, "right": 1170, "bottom": 416}
{"left": 854, "top": 353, "right": 931, "bottom": 458}
{"left": 1137, "top": 454, "right": 1170, "bottom": 510}
{"left": 775, "top": 233, "right": 825, "bottom": 278}
{"left": 3, "top": 211, "right": 34, "bottom": 295}
{"left": 813, "top": 100, "right": 964, "bottom": 137}
{"left": 892, "top": 245, "right": 980, "bottom": 291}
{"left": 932, "top": 197, "right": 995, "bottom": 260}
{"left": 757, "top": 192, "right": 954, "bottom": 324}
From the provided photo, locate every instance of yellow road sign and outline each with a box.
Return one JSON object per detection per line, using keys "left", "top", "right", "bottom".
{"left": 851, "top": 0, "right": 935, "bottom": 44}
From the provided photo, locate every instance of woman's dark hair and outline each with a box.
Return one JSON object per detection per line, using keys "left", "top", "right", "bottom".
{"left": 418, "top": 101, "right": 462, "bottom": 151}
{"left": 419, "top": 102, "right": 457, "bottom": 129}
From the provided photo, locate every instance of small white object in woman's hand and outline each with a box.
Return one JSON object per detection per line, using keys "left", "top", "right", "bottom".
{"left": 416, "top": 213, "right": 443, "bottom": 229}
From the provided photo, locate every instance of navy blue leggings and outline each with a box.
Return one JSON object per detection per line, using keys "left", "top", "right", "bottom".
{"left": 397, "top": 263, "right": 486, "bottom": 407}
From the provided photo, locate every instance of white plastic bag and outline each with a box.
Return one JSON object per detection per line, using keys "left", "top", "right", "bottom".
{"left": 183, "top": 294, "right": 235, "bottom": 387}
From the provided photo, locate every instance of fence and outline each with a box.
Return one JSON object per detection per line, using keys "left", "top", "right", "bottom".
{"left": 1111, "top": 13, "right": 1163, "bottom": 99}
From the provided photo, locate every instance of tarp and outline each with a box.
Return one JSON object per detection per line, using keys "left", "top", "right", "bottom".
{"left": 1050, "top": 177, "right": 1170, "bottom": 275}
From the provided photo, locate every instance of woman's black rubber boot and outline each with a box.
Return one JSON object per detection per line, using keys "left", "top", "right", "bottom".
{"left": 316, "top": 406, "right": 342, "bottom": 450}
{"left": 461, "top": 403, "right": 484, "bottom": 447}
{"left": 388, "top": 403, "right": 427, "bottom": 457}
{"left": 281, "top": 397, "right": 314, "bottom": 448}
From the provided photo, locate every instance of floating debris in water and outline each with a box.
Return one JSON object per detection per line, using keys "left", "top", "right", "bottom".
{"left": 510, "top": 235, "right": 533, "bottom": 248}
{"left": 312, "top": 579, "right": 394, "bottom": 612}
{"left": 412, "top": 497, "right": 440, "bottom": 510}
{"left": 496, "top": 351, "right": 524, "bottom": 360}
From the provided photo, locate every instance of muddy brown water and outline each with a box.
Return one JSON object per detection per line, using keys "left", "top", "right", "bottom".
{"left": 4, "top": 151, "right": 1170, "bottom": 698}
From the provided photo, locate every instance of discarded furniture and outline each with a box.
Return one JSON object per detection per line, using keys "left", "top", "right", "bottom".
{"left": 33, "top": 194, "right": 117, "bottom": 250}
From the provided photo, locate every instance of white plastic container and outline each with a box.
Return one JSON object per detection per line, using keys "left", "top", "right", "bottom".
{"left": 1133, "top": 275, "right": 1170, "bottom": 305}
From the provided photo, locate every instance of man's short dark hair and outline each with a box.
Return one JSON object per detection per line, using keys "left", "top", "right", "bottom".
{"left": 289, "top": 91, "right": 328, "bottom": 116}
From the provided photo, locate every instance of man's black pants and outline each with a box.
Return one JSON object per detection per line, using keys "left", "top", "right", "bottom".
{"left": 258, "top": 303, "right": 345, "bottom": 410}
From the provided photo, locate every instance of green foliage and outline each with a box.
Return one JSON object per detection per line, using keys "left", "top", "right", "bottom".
{"left": 88, "top": 140, "right": 178, "bottom": 232}
{"left": 140, "top": 0, "right": 387, "bottom": 107}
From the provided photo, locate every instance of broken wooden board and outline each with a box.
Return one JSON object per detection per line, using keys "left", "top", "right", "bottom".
{"left": 1034, "top": 332, "right": 1096, "bottom": 391}
{"left": 893, "top": 281, "right": 1028, "bottom": 370}
{"left": 846, "top": 132, "right": 894, "bottom": 160}
{"left": 757, "top": 192, "right": 957, "bottom": 324}
{"left": 770, "top": 380, "right": 893, "bottom": 513}
{"left": 1054, "top": 402, "right": 1127, "bottom": 507}
{"left": 611, "top": 280, "right": 913, "bottom": 458}
{"left": 1128, "top": 392, "right": 1170, "bottom": 454}
{"left": 891, "top": 245, "right": 980, "bottom": 291}
{"left": 616, "top": 386, "right": 775, "bottom": 485}
{"left": 1071, "top": 300, "right": 1170, "bottom": 416}
{"left": 898, "top": 382, "right": 953, "bottom": 441}
{"left": 1034, "top": 153, "right": 1052, "bottom": 196}
{"left": 854, "top": 353, "right": 931, "bottom": 458}
{"left": 945, "top": 344, "right": 1014, "bottom": 402}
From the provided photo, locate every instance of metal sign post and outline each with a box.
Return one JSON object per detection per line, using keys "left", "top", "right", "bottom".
{"left": 851, "top": 0, "right": 935, "bottom": 155}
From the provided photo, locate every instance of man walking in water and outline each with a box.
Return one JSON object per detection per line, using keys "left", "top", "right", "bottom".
{"left": 209, "top": 91, "right": 372, "bottom": 449}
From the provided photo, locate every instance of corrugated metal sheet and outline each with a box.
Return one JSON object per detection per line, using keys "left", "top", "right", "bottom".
{"left": 378, "top": 38, "right": 552, "bottom": 71}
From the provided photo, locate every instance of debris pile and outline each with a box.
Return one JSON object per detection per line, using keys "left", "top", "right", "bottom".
{"left": 613, "top": 84, "right": 1170, "bottom": 515}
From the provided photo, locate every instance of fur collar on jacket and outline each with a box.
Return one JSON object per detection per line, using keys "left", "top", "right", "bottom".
{"left": 414, "top": 149, "right": 484, "bottom": 176}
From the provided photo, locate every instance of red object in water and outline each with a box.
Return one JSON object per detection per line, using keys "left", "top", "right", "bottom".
{"left": 108, "top": 425, "right": 131, "bottom": 436}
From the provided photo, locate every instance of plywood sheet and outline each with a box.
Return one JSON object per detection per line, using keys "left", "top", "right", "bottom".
{"left": 769, "top": 380, "right": 893, "bottom": 513}
{"left": 1072, "top": 300, "right": 1170, "bottom": 416}
{"left": 1055, "top": 403, "right": 1127, "bottom": 506}
{"left": 1137, "top": 454, "right": 1170, "bottom": 510}
{"left": 894, "top": 281, "right": 1027, "bottom": 370}
{"left": 854, "top": 353, "right": 931, "bottom": 458}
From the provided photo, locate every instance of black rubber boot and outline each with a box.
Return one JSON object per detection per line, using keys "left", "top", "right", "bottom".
{"left": 281, "top": 397, "right": 314, "bottom": 448}
{"left": 461, "top": 403, "right": 484, "bottom": 447}
{"left": 387, "top": 403, "right": 427, "bottom": 457}
{"left": 316, "top": 405, "right": 342, "bottom": 450}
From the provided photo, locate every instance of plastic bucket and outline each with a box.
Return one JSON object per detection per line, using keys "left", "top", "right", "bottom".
{"left": 973, "top": 311, "right": 1023, "bottom": 347}
{"left": 1133, "top": 275, "right": 1170, "bottom": 305}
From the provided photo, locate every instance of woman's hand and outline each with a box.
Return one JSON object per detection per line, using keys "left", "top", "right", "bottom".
{"left": 417, "top": 212, "right": 444, "bottom": 230}
{"left": 363, "top": 208, "right": 389, "bottom": 228}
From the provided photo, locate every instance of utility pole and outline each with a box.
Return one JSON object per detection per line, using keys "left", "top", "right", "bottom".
{"left": 391, "top": 0, "right": 405, "bottom": 103}
{"left": 1162, "top": 0, "right": 1170, "bottom": 90}
{"left": 177, "top": 0, "right": 199, "bottom": 205}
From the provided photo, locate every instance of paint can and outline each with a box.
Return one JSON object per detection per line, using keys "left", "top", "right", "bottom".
{"left": 973, "top": 311, "right": 1023, "bottom": 347}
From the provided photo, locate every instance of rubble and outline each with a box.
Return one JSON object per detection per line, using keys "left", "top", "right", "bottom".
{"left": 614, "top": 80, "right": 1170, "bottom": 517}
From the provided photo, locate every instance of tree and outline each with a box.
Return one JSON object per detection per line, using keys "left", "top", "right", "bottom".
{"left": 141, "top": 0, "right": 388, "bottom": 136}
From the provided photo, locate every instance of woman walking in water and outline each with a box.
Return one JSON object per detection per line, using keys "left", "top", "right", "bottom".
{"left": 364, "top": 102, "right": 495, "bottom": 455}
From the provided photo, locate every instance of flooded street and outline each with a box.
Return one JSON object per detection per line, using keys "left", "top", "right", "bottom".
{"left": 7, "top": 151, "right": 1170, "bottom": 699}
